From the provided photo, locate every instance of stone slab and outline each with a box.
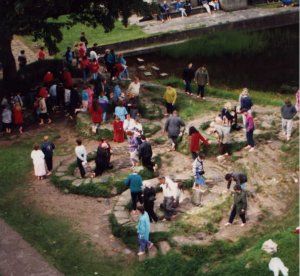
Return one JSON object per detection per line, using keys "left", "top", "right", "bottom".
{"left": 55, "top": 172, "right": 65, "bottom": 177}
{"left": 158, "top": 241, "right": 171, "bottom": 255}
{"left": 60, "top": 175, "right": 76, "bottom": 181}
{"left": 151, "top": 66, "right": 160, "bottom": 71}
{"left": 138, "top": 65, "right": 146, "bottom": 70}
{"left": 57, "top": 166, "right": 69, "bottom": 172}
{"left": 137, "top": 58, "right": 144, "bottom": 62}
{"left": 114, "top": 211, "right": 130, "bottom": 219}
{"left": 116, "top": 218, "right": 131, "bottom": 225}
{"left": 144, "top": 71, "right": 152, "bottom": 76}
{"left": 72, "top": 179, "right": 83, "bottom": 187}
{"left": 160, "top": 73, "right": 168, "bottom": 77}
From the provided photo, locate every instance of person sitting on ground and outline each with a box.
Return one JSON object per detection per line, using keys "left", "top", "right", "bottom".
{"left": 89, "top": 99, "right": 103, "bottom": 133}
{"left": 192, "top": 153, "right": 206, "bottom": 189}
{"left": 281, "top": 98, "right": 297, "bottom": 141}
{"left": 114, "top": 101, "right": 128, "bottom": 122}
{"left": 189, "top": 126, "right": 209, "bottom": 160}
{"left": 31, "top": 144, "right": 46, "bottom": 181}
{"left": 127, "top": 130, "right": 140, "bottom": 168}
{"left": 113, "top": 116, "right": 125, "bottom": 143}
{"left": 195, "top": 64, "right": 209, "bottom": 99}
{"left": 164, "top": 110, "right": 185, "bottom": 151}
{"left": 225, "top": 172, "right": 247, "bottom": 191}
{"left": 100, "top": 139, "right": 113, "bottom": 169}
{"left": 182, "top": 62, "right": 195, "bottom": 95}
{"left": 75, "top": 139, "right": 87, "bottom": 178}
{"left": 225, "top": 184, "right": 247, "bottom": 227}
{"left": 123, "top": 113, "right": 136, "bottom": 132}
{"left": 2, "top": 104, "right": 12, "bottom": 134}
{"left": 13, "top": 102, "right": 23, "bottom": 134}
{"left": 41, "top": 136, "right": 55, "bottom": 176}
{"left": 238, "top": 88, "right": 253, "bottom": 126}
{"left": 138, "top": 135, "right": 158, "bottom": 172}
{"left": 18, "top": 50, "right": 27, "bottom": 69}
{"left": 143, "top": 182, "right": 159, "bottom": 223}
{"left": 124, "top": 168, "right": 143, "bottom": 214}
{"left": 160, "top": 1, "right": 171, "bottom": 22}
{"left": 137, "top": 205, "right": 153, "bottom": 256}
{"left": 163, "top": 84, "right": 177, "bottom": 115}
{"left": 209, "top": 0, "right": 220, "bottom": 10}
{"left": 200, "top": 0, "right": 212, "bottom": 14}
{"left": 176, "top": 0, "right": 187, "bottom": 17}
{"left": 243, "top": 109, "right": 255, "bottom": 152}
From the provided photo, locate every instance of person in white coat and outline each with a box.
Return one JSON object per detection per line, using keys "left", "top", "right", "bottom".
{"left": 31, "top": 144, "right": 46, "bottom": 180}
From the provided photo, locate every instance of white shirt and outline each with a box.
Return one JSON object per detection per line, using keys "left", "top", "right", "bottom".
{"left": 75, "top": 145, "right": 87, "bottom": 162}
{"left": 31, "top": 150, "right": 45, "bottom": 165}
{"left": 127, "top": 82, "right": 140, "bottom": 97}
{"left": 123, "top": 118, "right": 136, "bottom": 131}
{"left": 49, "top": 84, "right": 57, "bottom": 97}
{"left": 160, "top": 177, "right": 179, "bottom": 198}
{"left": 90, "top": 50, "right": 98, "bottom": 61}
{"left": 64, "top": 89, "right": 71, "bottom": 103}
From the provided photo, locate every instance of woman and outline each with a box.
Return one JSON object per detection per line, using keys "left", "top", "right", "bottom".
{"left": 225, "top": 184, "right": 247, "bottom": 227}
{"left": 243, "top": 110, "right": 255, "bottom": 152}
{"left": 89, "top": 99, "right": 103, "bottom": 133}
{"left": 163, "top": 84, "right": 177, "bottom": 115}
{"left": 13, "top": 102, "right": 24, "bottom": 134}
{"left": 75, "top": 139, "right": 87, "bottom": 178}
{"left": 136, "top": 206, "right": 153, "bottom": 256}
{"left": 91, "top": 143, "right": 110, "bottom": 177}
{"left": 39, "top": 96, "right": 52, "bottom": 125}
{"left": 192, "top": 154, "right": 205, "bottom": 189}
{"left": 98, "top": 91, "right": 109, "bottom": 122}
{"left": 189, "top": 126, "right": 209, "bottom": 160}
{"left": 143, "top": 183, "right": 158, "bottom": 223}
{"left": 239, "top": 88, "right": 253, "bottom": 126}
{"left": 114, "top": 101, "right": 128, "bottom": 122}
{"left": 31, "top": 144, "right": 46, "bottom": 180}
{"left": 2, "top": 105, "right": 12, "bottom": 134}
{"left": 112, "top": 116, "right": 125, "bottom": 143}
{"left": 127, "top": 130, "right": 139, "bottom": 168}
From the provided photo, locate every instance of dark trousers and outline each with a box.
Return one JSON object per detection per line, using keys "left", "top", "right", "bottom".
{"left": 165, "top": 102, "right": 174, "bottom": 114}
{"left": 197, "top": 85, "right": 205, "bottom": 97}
{"left": 191, "top": 151, "right": 198, "bottom": 160}
{"left": 131, "top": 192, "right": 143, "bottom": 210}
{"left": 141, "top": 156, "right": 154, "bottom": 172}
{"left": 185, "top": 81, "right": 192, "bottom": 93}
{"left": 246, "top": 129, "right": 255, "bottom": 147}
{"left": 229, "top": 205, "right": 246, "bottom": 224}
{"left": 144, "top": 201, "right": 158, "bottom": 222}
{"left": 77, "top": 158, "right": 85, "bottom": 178}
{"left": 220, "top": 143, "right": 229, "bottom": 155}
{"left": 163, "top": 197, "right": 175, "bottom": 220}
{"left": 45, "top": 156, "right": 53, "bottom": 172}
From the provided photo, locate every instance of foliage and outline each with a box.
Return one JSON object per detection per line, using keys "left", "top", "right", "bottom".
{"left": 143, "top": 123, "right": 162, "bottom": 137}
{"left": 139, "top": 103, "right": 164, "bottom": 120}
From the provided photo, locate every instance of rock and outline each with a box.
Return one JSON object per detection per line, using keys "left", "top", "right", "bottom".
{"left": 72, "top": 179, "right": 83, "bottom": 187}
{"left": 261, "top": 121, "right": 272, "bottom": 129}
{"left": 123, "top": 248, "right": 133, "bottom": 255}
{"left": 60, "top": 175, "right": 76, "bottom": 181}
{"left": 151, "top": 222, "right": 170, "bottom": 233}
{"left": 191, "top": 189, "right": 202, "bottom": 206}
{"left": 63, "top": 189, "right": 69, "bottom": 194}
{"left": 137, "top": 58, "right": 144, "bottom": 62}
{"left": 144, "top": 71, "right": 152, "bottom": 76}
{"left": 195, "top": 232, "right": 207, "bottom": 240}
{"left": 57, "top": 166, "right": 69, "bottom": 172}
{"left": 138, "top": 65, "right": 146, "bottom": 70}
{"left": 114, "top": 211, "right": 130, "bottom": 219}
{"left": 148, "top": 245, "right": 158, "bottom": 258}
{"left": 55, "top": 172, "right": 65, "bottom": 177}
{"left": 160, "top": 73, "right": 168, "bottom": 77}
{"left": 103, "top": 210, "right": 111, "bottom": 216}
{"left": 151, "top": 66, "right": 160, "bottom": 71}
{"left": 262, "top": 239, "right": 278, "bottom": 254}
{"left": 172, "top": 236, "right": 204, "bottom": 246}
{"left": 117, "top": 218, "right": 131, "bottom": 225}
{"left": 114, "top": 205, "right": 125, "bottom": 211}
{"left": 138, "top": 253, "right": 146, "bottom": 262}
{"left": 111, "top": 187, "right": 118, "bottom": 196}
{"left": 93, "top": 176, "right": 110, "bottom": 184}
{"left": 217, "top": 155, "right": 225, "bottom": 163}
{"left": 84, "top": 178, "right": 92, "bottom": 185}
{"left": 158, "top": 241, "right": 171, "bottom": 255}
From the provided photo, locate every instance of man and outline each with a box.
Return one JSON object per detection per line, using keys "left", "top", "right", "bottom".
{"left": 164, "top": 110, "right": 185, "bottom": 151}
{"left": 195, "top": 64, "right": 209, "bottom": 99}
{"left": 281, "top": 99, "right": 297, "bottom": 141}
{"left": 89, "top": 43, "right": 98, "bottom": 61}
{"left": 127, "top": 77, "right": 140, "bottom": 97}
{"left": 80, "top": 32, "right": 88, "bottom": 47}
{"left": 138, "top": 135, "right": 157, "bottom": 172}
{"left": 225, "top": 172, "right": 247, "bottom": 191}
{"left": 41, "top": 136, "right": 55, "bottom": 176}
{"left": 75, "top": 139, "right": 87, "bottom": 178}
{"left": 18, "top": 50, "right": 27, "bottom": 69}
{"left": 182, "top": 62, "right": 194, "bottom": 95}
{"left": 163, "top": 84, "right": 177, "bottom": 115}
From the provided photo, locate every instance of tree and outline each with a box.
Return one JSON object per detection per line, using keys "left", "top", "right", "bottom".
{"left": 0, "top": 0, "right": 150, "bottom": 90}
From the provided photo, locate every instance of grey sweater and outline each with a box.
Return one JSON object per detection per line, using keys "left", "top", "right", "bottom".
{"left": 281, "top": 104, "right": 297, "bottom": 119}
{"left": 165, "top": 116, "right": 185, "bottom": 137}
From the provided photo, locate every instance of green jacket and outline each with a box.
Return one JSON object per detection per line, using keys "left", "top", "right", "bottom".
{"left": 233, "top": 191, "right": 247, "bottom": 214}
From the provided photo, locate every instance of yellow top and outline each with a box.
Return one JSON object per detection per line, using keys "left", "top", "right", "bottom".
{"left": 164, "top": 87, "right": 177, "bottom": 104}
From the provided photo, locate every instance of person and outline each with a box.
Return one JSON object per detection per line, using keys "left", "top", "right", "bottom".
{"left": 195, "top": 64, "right": 209, "bottom": 99}
{"left": 281, "top": 99, "right": 297, "bottom": 141}
{"left": 127, "top": 93, "right": 139, "bottom": 119}
{"left": 80, "top": 55, "right": 90, "bottom": 80}
{"left": 164, "top": 110, "right": 185, "bottom": 151}
{"left": 80, "top": 32, "right": 88, "bottom": 47}
{"left": 117, "top": 53, "right": 129, "bottom": 79}
{"left": 62, "top": 68, "right": 73, "bottom": 89}
{"left": 182, "top": 62, "right": 195, "bottom": 95}
{"left": 89, "top": 99, "right": 103, "bottom": 133}
{"left": 124, "top": 169, "right": 143, "bottom": 213}
{"left": 89, "top": 58, "right": 100, "bottom": 80}
{"left": 31, "top": 144, "right": 46, "bottom": 180}
{"left": 114, "top": 102, "right": 128, "bottom": 122}
{"left": 184, "top": 0, "right": 192, "bottom": 15}
{"left": 136, "top": 206, "right": 153, "bottom": 256}
{"left": 281, "top": 0, "right": 293, "bottom": 6}
{"left": 175, "top": 0, "right": 187, "bottom": 17}
{"left": 2, "top": 105, "right": 12, "bottom": 134}
{"left": 92, "top": 143, "right": 110, "bottom": 177}
{"left": 65, "top": 46, "right": 73, "bottom": 64}
{"left": 209, "top": 0, "right": 220, "bottom": 10}
{"left": 41, "top": 136, "right": 55, "bottom": 176}
{"left": 192, "top": 154, "right": 205, "bottom": 189}
{"left": 37, "top": 46, "right": 46, "bottom": 61}
{"left": 75, "top": 86, "right": 89, "bottom": 114}
{"left": 98, "top": 91, "right": 109, "bottom": 122}
{"left": 295, "top": 89, "right": 300, "bottom": 112}
{"left": 225, "top": 185, "right": 247, "bottom": 227}
{"left": 163, "top": 84, "right": 177, "bottom": 115}
{"left": 75, "top": 139, "right": 87, "bottom": 178}
{"left": 123, "top": 114, "right": 136, "bottom": 132}
{"left": 43, "top": 71, "right": 54, "bottom": 85}
{"left": 143, "top": 183, "right": 158, "bottom": 223}
{"left": 89, "top": 43, "right": 98, "bottom": 61}
{"left": 127, "top": 77, "right": 140, "bottom": 97}
{"left": 243, "top": 110, "right": 255, "bottom": 152}
{"left": 78, "top": 43, "right": 86, "bottom": 59}
{"left": 38, "top": 95, "right": 52, "bottom": 125}
{"left": 18, "top": 50, "right": 27, "bottom": 69}
{"left": 13, "top": 102, "right": 23, "bottom": 134}
{"left": 73, "top": 43, "right": 80, "bottom": 67}
{"left": 69, "top": 85, "right": 80, "bottom": 119}
{"left": 239, "top": 88, "right": 253, "bottom": 126}
{"left": 106, "top": 49, "right": 116, "bottom": 79}
{"left": 225, "top": 172, "right": 247, "bottom": 191}
{"left": 200, "top": 0, "right": 212, "bottom": 14}
{"left": 189, "top": 126, "right": 209, "bottom": 159}
{"left": 113, "top": 116, "right": 125, "bottom": 143}
{"left": 127, "top": 131, "right": 139, "bottom": 168}
{"left": 138, "top": 135, "right": 157, "bottom": 172}
{"left": 161, "top": 1, "right": 171, "bottom": 21}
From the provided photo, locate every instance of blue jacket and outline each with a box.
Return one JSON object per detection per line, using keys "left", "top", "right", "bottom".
{"left": 241, "top": 96, "right": 253, "bottom": 111}
{"left": 176, "top": 2, "right": 183, "bottom": 10}
{"left": 124, "top": 173, "right": 143, "bottom": 193}
{"left": 137, "top": 212, "right": 151, "bottom": 241}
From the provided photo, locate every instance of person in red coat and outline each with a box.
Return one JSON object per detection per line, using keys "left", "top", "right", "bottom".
{"left": 37, "top": 47, "right": 46, "bottom": 61}
{"left": 78, "top": 43, "right": 86, "bottom": 58}
{"left": 112, "top": 116, "right": 124, "bottom": 143}
{"left": 89, "top": 58, "right": 100, "bottom": 80}
{"left": 62, "top": 69, "right": 73, "bottom": 89}
{"left": 43, "top": 71, "right": 54, "bottom": 84}
{"left": 39, "top": 87, "right": 49, "bottom": 98}
{"left": 80, "top": 56, "right": 90, "bottom": 81}
{"left": 89, "top": 99, "right": 103, "bottom": 133}
{"left": 189, "top": 126, "right": 209, "bottom": 159}
{"left": 13, "top": 103, "right": 24, "bottom": 134}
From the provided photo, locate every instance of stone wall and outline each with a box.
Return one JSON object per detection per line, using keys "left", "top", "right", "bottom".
{"left": 220, "top": 0, "right": 248, "bottom": 11}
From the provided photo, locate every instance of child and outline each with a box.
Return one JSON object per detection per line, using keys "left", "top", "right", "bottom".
{"left": 13, "top": 103, "right": 24, "bottom": 134}
{"left": 113, "top": 116, "right": 125, "bottom": 143}
{"left": 2, "top": 105, "right": 12, "bottom": 134}
{"left": 192, "top": 154, "right": 205, "bottom": 189}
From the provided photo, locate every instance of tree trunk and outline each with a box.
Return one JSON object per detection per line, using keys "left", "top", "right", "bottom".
{"left": 0, "top": 35, "right": 17, "bottom": 92}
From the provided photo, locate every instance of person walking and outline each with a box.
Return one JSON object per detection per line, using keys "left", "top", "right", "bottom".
{"left": 143, "top": 183, "right": 158, "bottom": 223}
{"left": 164, "top": 110, "right": 185, "bottom": 151}
{"left": 31, "top": 144, "right": 46, "bottom": 181}
{"left": 75, "top": 139, "right": 87, "bottom": 178}
{"left": 195, "top": 64, "right": 209, "bottom": 99}
{"left": 89, "top": 99, "right": 103, "bottom": 133}
{"left": 163, "top": 84, "right": 177, "bottom": 115}
{"left": 225, "top": 184, "right": 247, "bottom": 227}
{"left": 182, "top": 62, "right": 195, "bottom": 95}
{"left": 41, "top": 136, "right": 55, "bottom": 176}
{"left": 225, "top": 172, "right": 248, "bottom": 191}
{"left": 243, "top": 110, "right": 255, "bottom": 152}
{"left": 189, "top": 126, "right": 209, "bottom": 160}
{"left": 136, "top": 206, "right": 153, "bottom": 256}
{"left": 138, "top": 135, "right": 157, "bottom": 172}
{"left": 124, "top": 169, "right": 143, "bottom": 214}
{"left": 281, "top": 99, "right": 297, "bottom": 141}
{"left": 192, "top": 154, "right": 206, "bottom": 189}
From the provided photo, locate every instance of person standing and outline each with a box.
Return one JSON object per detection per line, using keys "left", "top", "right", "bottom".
{"left": 13, "top": 102, "right": 24, "bottom": 134}
{"left": 239, "top": 88, "right": 253, "bottom": 126}
{"left": 31, "top": 144, "right": 46, "bottom": 181}
{"left": 41, "top": 136, "right": 55, "bottom": 176}
{"left": 188, "top": 126, "right": 209, "bottom": 160}
{"left": 2, "top": 105, "right": 12, "bottom": 134}
{"left": 37, "top": 47, "right": 46, "bottom": 61}
{"left": 89, "top": 99, "right": 103, "bottom": 133}
{"left": 163, "top": 84, "right": 177, "bottom": 115}
{"left": 182, "top": 62, "right": 195, "bottom": 95}
{"left": 79, "top": 32, "right": 88, "bottom": 47}
{"left": 164, "top": 110, "right": 185, "bottom": 151}
{"left": 127, "top": 77, "right": 140, "bottom": 97}
{"left": 225, "top": 172, "right": 247, "bottom": 191}
{"left": 75, "top": 139, "right": 87, "bottom": 178}
{"left": 136, "top": 206, "right": 153, "bottom": 256}
{"left": 127, "top": 131, "right": 139, "bottom": 168}
{"left": 113, "top": 116, "right": 125, "bottom": 143}
{"left": 243, "top": 110, "right": 255, "bottom": 152}
{"left": 192, "top": 154, "right": 206, "bottom": 189}
{"left": 281, "top": 99, "right": 297, "bottom": 141}
{"left": 143, "top": 183, "right": 158, "bottom": 223}
{"left": 114, "top": 102, "right": 128, "bottom": 122}
{"left": 195, "top": 64, "right": 209, "bottom": 99}
{"left": 18, "top": 50, "right": 27, "bottom": 69}
{"left": 225, "top": 184, "right": 247, "bottom": 227}
{"left": 124, "top": 169, "right": 143, "bottom": 214}
{"left": 92, "top": 143, "right": 110, "bottom": 177}
{"left": 138, "top": 135, "right": 157, "bottom": 172}
{"left": 65, "top": 47, "right": 73, "bottom": 64}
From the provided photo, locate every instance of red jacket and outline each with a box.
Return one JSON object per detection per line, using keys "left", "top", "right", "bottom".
{"left": 43, "top": 72, "right": 53, "bottom": 83}
{"left": 80, "top": 59, "right": 90, "bottom": 69}
{"left": 13, "top": 108, "right": 23, "bottom": 124}
{"left": 38, "top": 50, "right": 45, "bottom": 60}
{"left": 190, "top": 132, "right": 208, "bottom": 152}
{"left": 89, "top": 61, "right": 99, "bottom": 73}
{"left": 79, "top": 47, "right": 86, "bottom": 58}
{"left": 39, "top": 87, "right": 48, "bottom": 98}
{"left": 89, "top": 106, "right": 103, "bottom": 123}
{"left": 63, "top": 71, "right": 73, "bottom": 88}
